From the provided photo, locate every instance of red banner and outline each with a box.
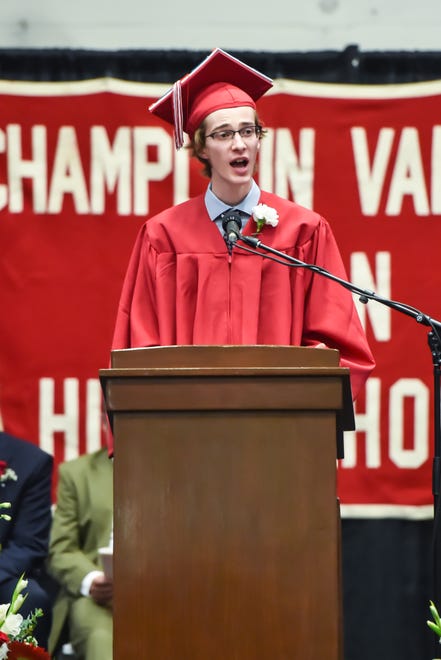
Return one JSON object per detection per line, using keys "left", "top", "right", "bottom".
{"left": 0, "top": 77, "right": 440, "bottom": 515}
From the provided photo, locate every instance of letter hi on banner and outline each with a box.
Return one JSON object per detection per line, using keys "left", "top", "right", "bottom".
{"left": 0, "top": 77, "right": 440, "bottom": 510}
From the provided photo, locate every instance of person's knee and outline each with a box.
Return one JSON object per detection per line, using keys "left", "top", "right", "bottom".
{"left": 76, "top": 621, "right": 112, "bottom": 660}
{"left": 69, "top": 599, "right": 112, "bottom": 659}
{"left": 21, "top": 578, "right": 52, "bottom": 617}
{"left": 87, "top": 626, "right": 112, "bottom": 648}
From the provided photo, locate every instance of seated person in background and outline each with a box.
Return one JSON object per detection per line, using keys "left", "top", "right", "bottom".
{"left": 0, "top": 418, "right": 54, "bottom": 650}
{"left": 47, "top": 447, "right": 113, "bottom": 660}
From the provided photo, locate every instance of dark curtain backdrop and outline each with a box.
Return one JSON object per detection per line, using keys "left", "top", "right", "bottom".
{"left": 1, "top": 46, "right": 440, "bottom": 660}
{"left": 1, "top": 45, "right": 441, "bottom": 83}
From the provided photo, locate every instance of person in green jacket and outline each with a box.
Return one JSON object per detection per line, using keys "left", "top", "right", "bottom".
{"left": 48, "top": 447, "right": 113, "bottom": 660}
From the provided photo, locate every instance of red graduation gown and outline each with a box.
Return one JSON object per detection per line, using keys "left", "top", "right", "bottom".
{"left": 112, "top": 191, "right": 375, "bottom": 399}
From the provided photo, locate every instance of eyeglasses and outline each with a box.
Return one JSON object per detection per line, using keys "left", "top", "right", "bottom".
{"left": 205, "top": 125, "right": 262, "bottom": 142}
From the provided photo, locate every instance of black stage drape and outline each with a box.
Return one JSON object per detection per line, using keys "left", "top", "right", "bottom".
{"left": 1, "top": 45, "right": 441, "bottom": 84}
{"left": 1, "top": 46, "right": 440, "bottom": 660}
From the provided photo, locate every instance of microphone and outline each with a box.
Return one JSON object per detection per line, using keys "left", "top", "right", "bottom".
{"left": 222, "top": 210, "right": 243, "bottom": 247}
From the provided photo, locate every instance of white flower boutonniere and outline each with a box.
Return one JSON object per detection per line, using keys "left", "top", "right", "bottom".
{"left": 251, "top": 204, "right": 279, "bottom": 234}
{"left": 0, "top": 461, "right": 17, "bottom": 487}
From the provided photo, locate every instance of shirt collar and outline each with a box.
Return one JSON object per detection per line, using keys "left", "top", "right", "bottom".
{"left": 205, "top": 180, "right": 261, "bottom": 221}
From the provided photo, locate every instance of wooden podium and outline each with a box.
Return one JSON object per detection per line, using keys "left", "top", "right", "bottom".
{"left": 100, "top": 345, "right": 354, "bottom": 660}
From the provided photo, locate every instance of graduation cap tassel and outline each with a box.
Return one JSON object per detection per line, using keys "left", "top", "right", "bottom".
{"left": 172, "top": 80, "right": 184, "bottom": 149}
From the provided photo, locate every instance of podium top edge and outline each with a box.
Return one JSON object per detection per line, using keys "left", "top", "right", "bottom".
{"left": 108, "top": 345, "right": 341, "bottom": 370}
{"left": 99, "top": 366, "right": 350, "bottom": 379}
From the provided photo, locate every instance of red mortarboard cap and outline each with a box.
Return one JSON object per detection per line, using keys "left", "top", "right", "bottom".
{"left": 149, "top": 48, "right": 273, "bottom": 148}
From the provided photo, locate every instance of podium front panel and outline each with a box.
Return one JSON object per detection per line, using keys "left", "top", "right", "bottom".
{"left": 113, "top": 409, "right": 340, "bottom": 660}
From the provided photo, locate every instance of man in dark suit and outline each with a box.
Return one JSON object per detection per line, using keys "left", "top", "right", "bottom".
{"left": 0, "top": 429, "right": 54, "bottom": 649}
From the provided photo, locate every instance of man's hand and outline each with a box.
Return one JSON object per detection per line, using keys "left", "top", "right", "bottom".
{"left": 89, "top": 573, "right": 113, "bottom": 607}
